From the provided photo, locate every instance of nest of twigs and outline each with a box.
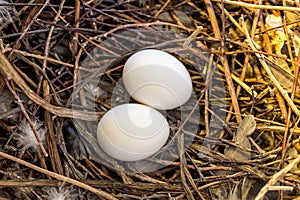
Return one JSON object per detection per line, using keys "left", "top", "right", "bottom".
{"left": 0, "top": 0, "right": 300, "bottom": 199}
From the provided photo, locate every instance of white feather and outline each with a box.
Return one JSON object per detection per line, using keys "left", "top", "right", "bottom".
{"left": 14, "top": 119, "right": 46, "bottom": 151}
{"left": 0, "top": 0, "right": 12, "bottom": 24}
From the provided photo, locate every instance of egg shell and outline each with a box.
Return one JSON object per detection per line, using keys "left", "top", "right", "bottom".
{"left": 97, "top": 104, "right": 170, "bottom": 161}
{"left": 123, "top": 49, "right": 193, "bottom": 110}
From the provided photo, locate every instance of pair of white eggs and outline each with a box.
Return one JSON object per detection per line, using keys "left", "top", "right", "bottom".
{"left": 97, "top": 49, "right": 193, "bottom": 161}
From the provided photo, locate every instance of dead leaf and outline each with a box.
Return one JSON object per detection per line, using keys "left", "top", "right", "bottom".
{"left": 265, "top": 14, "right": 287, "bottom": 54}
{"left": 285, "top": 147, "right": 300, "bottom": 180}
{"left": 265, "top": 58, "right": 300, "bottom": 94}
{"left": 224, "top": 115, "right": 256, "bottom": 161}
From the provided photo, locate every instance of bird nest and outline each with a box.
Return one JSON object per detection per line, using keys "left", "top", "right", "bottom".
{"left": 0, "top": 0, "right": 300, "bottom": 199}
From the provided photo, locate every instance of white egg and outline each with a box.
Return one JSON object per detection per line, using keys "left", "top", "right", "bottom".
{"left": 97, "top": 104, "right": 170, "bottom": 161}
{"left": 123, "top": 49, "right": 193, "bottom": 110}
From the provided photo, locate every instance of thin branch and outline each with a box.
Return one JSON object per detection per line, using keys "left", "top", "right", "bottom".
{"left": 219, "top": 0, "right": 300, "bottom": 12}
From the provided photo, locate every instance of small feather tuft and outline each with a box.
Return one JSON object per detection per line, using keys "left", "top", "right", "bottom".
{"left": 84, "top": 83, "right": 104, "bottom": 98}
{"left": 42, "top": 186, "right": 84, "bottom": 200}
{"left": 14, "top": 119, "right": 46, "bottom": 151}
{"left": 0, "top": 0, "right": 12, "bottom": 24}
{"left": 43, "top": 187, "right": 70, "bottom": 200}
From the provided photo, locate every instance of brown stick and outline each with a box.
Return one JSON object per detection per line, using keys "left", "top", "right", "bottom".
{"left": 204, "top": 0, "right": 242, "bottom": 122}
{"left": 221, "top": 0, "right": 300, "bottom": 11}
{"left": 43, "top": 81, "right": 64, "bottom": 174}
{"left": 281, "top": 49, "right": 300, "bottom": 165}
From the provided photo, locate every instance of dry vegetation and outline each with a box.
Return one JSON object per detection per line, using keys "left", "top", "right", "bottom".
{"left": 0, "top": 0, "right": 300, "bottom": 199}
